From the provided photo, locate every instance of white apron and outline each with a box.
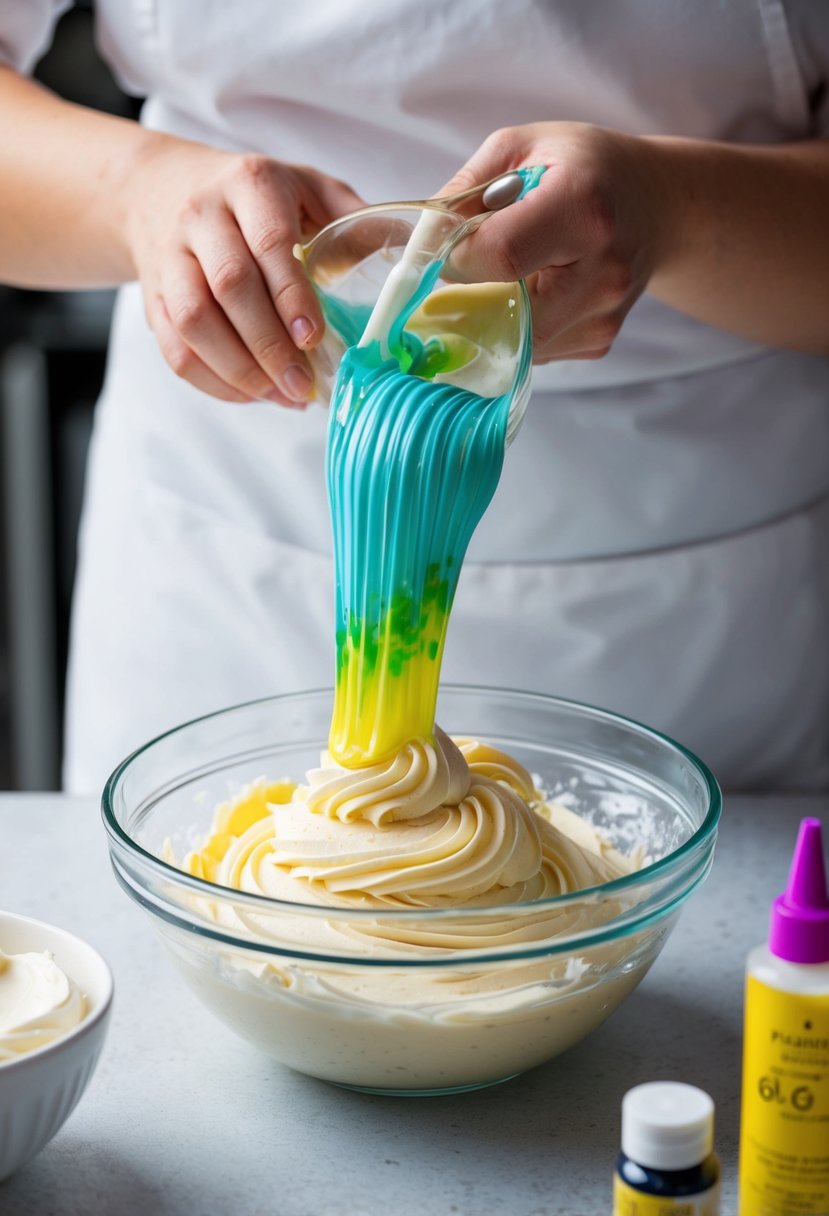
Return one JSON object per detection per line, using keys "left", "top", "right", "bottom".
{"left": 4, "top": 0, "right": 828, "bottom": 791}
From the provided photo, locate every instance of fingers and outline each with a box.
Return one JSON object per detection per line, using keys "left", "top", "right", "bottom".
{"left": 436, "top": 126, "right": 535, "bottom": 200}
{"left": 190, "top": 205, "right": 314, "bottom": 402}
{"left": 227, "top": 160, "right": 366, "bottom": 355}
{"left": 300, "top": 170, "right": 367, "bottom": 228}
{"left": 448, "top": 168, "right": 603, "bottom": 286}
{"left": 147, "top": 294, "right": 254, "bottom": 404}
{"left": 533, "top": 315, "right": 623, "bottom": 361}
{"left": 525, "top": 265, "right": 629, "bottom": 361}
{"left": 156, "top": 251, "right": 304, "bottom": 407}
{"left": 145, "top": 156, "right": 370, "bottom": 407}
{"left": 227, "top": 159, "right": 325, "bottom": 364}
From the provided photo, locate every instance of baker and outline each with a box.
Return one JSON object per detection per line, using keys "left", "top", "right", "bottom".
{"left": 0, "top": 1, "right": 826, "bottom": 791}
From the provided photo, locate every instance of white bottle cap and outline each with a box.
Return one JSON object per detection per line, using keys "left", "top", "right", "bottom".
{"left": 621, "top": 1082, "right": 714, "bottom": 1171}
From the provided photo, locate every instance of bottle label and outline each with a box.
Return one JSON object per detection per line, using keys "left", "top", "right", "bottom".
{"left": 612, "top": 1175, "right": 720, "bottom": 1215}
{"left": 739, "top": 974, "right": 829, "bottom": 1215}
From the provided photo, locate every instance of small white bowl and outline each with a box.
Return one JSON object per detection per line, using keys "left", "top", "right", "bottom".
{"left": 0, "top": 911, "right": 113, "bottom": 1181}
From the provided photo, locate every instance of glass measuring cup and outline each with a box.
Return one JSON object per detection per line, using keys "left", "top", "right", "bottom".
{"left": 295, "top": 175, "right": 535, "bottom": 445}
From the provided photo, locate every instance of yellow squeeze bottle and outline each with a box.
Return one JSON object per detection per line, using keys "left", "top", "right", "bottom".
{"left": 739, "top": 817, "right": 829, "bottom": 1215}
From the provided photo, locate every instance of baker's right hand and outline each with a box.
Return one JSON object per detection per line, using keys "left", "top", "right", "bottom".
{"left": 125, "top": 140, "right": 365, "bottom": 407}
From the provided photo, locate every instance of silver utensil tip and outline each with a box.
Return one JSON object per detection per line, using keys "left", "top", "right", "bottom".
{"left": 481, "top": 172, "right": 525, "bottom": 211}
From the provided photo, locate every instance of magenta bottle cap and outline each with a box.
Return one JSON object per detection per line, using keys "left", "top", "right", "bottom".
{"left": 769, "top": 818, "right": 829, "bottom": 964}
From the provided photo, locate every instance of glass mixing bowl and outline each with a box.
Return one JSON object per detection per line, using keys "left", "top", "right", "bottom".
{"left": 296, "top": 204, "right": 533, "bottom": 446}
{"left": 102, "top": 687, "right": 720, "bottom": 1097}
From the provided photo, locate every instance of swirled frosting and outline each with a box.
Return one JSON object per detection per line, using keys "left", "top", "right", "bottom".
{"left": 0, "top": 949, "right": 87, "bottom": 1062}
{"left": 177, "top": 729, "right": 633, "bottom": 925}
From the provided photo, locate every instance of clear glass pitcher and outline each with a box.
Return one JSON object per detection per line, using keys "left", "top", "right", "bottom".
{"left": 296, "top": 198, "right": 533, "bottom": 446}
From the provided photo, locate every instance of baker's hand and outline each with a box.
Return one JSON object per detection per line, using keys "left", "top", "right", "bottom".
{"left": 440, "top": 123, "right": 671, "bottom": 362}
{"left": 125, "top": 140, "right": 365, "bottom": 405}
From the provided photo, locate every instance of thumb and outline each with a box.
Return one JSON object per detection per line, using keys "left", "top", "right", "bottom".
{"left": 447, "top": 178, "right": 557, "bottom": 285}
{"left": 434, "top": 128, "right": 532, "bottom": 203}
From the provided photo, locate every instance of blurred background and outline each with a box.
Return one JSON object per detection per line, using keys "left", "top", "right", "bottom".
{"left": 0, "top": 2, "right": 141, "bottom": 789}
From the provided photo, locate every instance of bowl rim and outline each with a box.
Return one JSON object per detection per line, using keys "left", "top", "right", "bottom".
{"left": 0, "top": 910, "right": 114, "bottom": 1077}
{"left": 101, "top": 685, "right": 722, "bottom": 922}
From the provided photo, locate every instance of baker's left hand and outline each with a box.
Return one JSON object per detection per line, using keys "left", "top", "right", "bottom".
{"left": 439, "top": 122, "right": 672, "bottom": 363}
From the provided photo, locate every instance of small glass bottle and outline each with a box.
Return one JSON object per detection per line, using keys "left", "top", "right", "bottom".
{"left": 613, "top": 1081, "right": 721, "bottom": 1215}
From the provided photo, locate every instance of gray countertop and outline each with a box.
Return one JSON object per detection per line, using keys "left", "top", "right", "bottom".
{"left": 1, "top": 792, "right": 826, "bottom": 1216}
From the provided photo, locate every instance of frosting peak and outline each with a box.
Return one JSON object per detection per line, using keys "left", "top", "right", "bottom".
{"left": 301, "top": 726, "right": 470, "bottom": 826}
